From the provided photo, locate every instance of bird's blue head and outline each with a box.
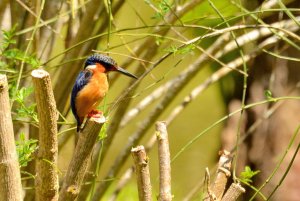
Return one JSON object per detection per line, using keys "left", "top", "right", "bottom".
{"left": 84, "top": 54, "right": 117, "bottom": 69}
{"left": 84, "top": 54, "right": 138, "bottom": 79}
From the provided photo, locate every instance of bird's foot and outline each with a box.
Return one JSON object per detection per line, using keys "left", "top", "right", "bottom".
{"left": 87, "top": 110, "right": 103, "bottom": 118}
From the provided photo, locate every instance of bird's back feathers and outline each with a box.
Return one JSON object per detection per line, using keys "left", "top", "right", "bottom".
{"left": 71, "top": 69, "right": 93, "bottom": 131}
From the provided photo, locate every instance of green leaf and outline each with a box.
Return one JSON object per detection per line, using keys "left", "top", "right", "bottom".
{"left": 164, "top": 45, "right": 178, "bottom": 54}
{"left": 16, "top": 133, "right": 38, "bottom": 167}
{"left": 264, "top": 90, "right": 273, "bottom": 100}
{"left": 15, "top": 87, "right": 33, "bottom": 103}
{"left": 240, "top": 166, "right": 260, "bottom": 184}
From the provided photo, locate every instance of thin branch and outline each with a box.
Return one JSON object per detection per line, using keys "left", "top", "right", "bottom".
{"left": 156, "top": 121, "right": 172, "bottom": 201}
{"left": 0, "top": 74, "right": 22, "bottom": 201}
{"left": 267, "top": 142, "right": 300, "bottom": 200}
{"left": 205, "top": 150, "right": 232, "bottom": 201}
{"left": 214, "top": 17, "right": 300, "bottom": 59}
{"left": 221, "top": 183, "right": 245, "bottom": 201}
{"left": 58, "top": 116, "right": 106, "bottom": 201}
{"left": 131, "top": 145, "right": 152, "bottom": 201}
{"left": 121, "top": 17, "right": 300, "bottom": 128}
{"left": 205, "top": 168, "right": 216, "bottom": 201}
{"left": 31, "top": 69, "right": 59, "bottom": 201}
{"left": 107, "top": 133, "right": 159, "bottom": 201}
{"left": 120, "top": 81, "right": 172, "bottom": 128}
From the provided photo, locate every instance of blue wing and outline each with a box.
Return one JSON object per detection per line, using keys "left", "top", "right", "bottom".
{"left": 71, "top": 69, "right": 93, "bottom": 131}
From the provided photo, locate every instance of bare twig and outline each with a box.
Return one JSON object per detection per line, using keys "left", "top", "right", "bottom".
{"left": 203, "top": 151, "right": 232, "bottom": 201}
{"left": 214, "top": 17, "right": 300, "bottom": 59}
{"left": 207, "top": 150, "right": 232, "bottom": 201}
{"left": 107, "top": 134, "right": 158, "bottom": 201}
{"left": 131, "top": 145, "right": 152, "bottom": 201}
{"left": 120, "top": 82, "right": 172, "bottom": 128}
{"left": 0, "top": 74, "right": 22, "bottom": 201}
{"left": 156, "top": 121, "right": 172, "bottom": 201}
{"left": 221, "top": 183, "right": 245, "bottom": 201}
{"left": 205, "top": 168, "right": 216, "bottom": 201}
{"left": 122, "top": 17, "right": 300, "bottom": 128}
{"left": 59, "top": 116, "right": 105, "bottom": 201}
{"left": 31, "top": 69, "right": 59, "bottom": 201}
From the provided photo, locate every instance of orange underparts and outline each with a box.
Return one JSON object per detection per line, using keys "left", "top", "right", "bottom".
{"left": 75, "top": 66, "right": 109, "bottom": 123}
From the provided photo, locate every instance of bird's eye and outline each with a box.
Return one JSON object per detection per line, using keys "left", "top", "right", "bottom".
{"left": 84, "top": 70, "right": 92, "bottom": 78}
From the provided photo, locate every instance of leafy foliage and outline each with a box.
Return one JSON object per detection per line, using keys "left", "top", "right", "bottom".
{"left": 0, "top": 27, "right": 41, "bottom": 75}
{"left": 239, "top": 166, "right": 260, "bottom": 184}
{"left": 16, "top": 133, "right": 38, "bottom": 167}
{"left": 14, "top": 87, "right": 38, "bottom": 122}
{"left": 145, "top": 0, "right": 172, "bottom": 19}
{"left": 264, "top": 90, "right": 273, "bottom": 100}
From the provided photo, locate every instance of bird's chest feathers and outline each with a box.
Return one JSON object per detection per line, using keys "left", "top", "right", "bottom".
{"left": 77, "top": 72, "right": 108, "bottom": 106}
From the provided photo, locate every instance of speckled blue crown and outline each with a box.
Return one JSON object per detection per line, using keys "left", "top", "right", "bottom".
{"left": 84, "top": 54, "right": 117, "bottom": 68}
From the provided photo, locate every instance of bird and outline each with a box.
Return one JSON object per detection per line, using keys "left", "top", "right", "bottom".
{"left": 71, "top": 53, "right": 138, "bottom": 131}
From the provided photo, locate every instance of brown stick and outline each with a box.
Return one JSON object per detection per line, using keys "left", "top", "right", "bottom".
{"left": 203, "top": 150, "right": 232, "bottom": 201}
{"left": 221, "top": 183, "right": 245, "bottom": 201}
{"left": 156, "top": 121, "right": 172, "bottom": 201}
{"left": 31, "top": 69, "right": 59, "bottom": 201}
{"left": 131, "top": 146, "right": 152, "bottom": 201}
{"left": 0, "top": 74, "right": 22, "bottom": 201}
{"left": 59, "top": 116, "right": 105, "bottom": 201}
{"left": 212, "top": 150, "right": 232, "bottom": 200}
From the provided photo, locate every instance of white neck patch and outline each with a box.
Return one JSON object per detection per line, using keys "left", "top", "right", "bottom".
{"left": 86, "top": 64, "right": 97, "bottom": 70}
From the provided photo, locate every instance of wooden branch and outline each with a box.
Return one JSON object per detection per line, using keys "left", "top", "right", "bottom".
{"left": 107, "top": 133, "right": 158, "bottom": 201}
{"left": 221, "top": 183, "right": 245, "bottom": 201}
{"left": 210, "top": 150, "right": 232, "bottom": 200}
{"left": 59, "top": 116, "right": 105, "bottom": 201}
{"left": 131, "top": 146, "right": 152, "bottom": 201}
{"left": 156, "top": 121, "right": 172, "bottom": 201}
{"left": 31, "top": 69, "right": 59, "bottom": 201}
{"left": 0, "top": 74, "right": 22, "bottom": 201}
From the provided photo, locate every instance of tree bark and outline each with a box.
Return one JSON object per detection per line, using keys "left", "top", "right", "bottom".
{"left": 156, "top": 121, "right": 172, "bottom": 201}
{"left": 32, "top": 69, "right": 59, "bottom": 201}
{"left": 59, "top": 116, "right": 105, "bottom": 201}
{"left": 221, "top": 183, "right": 245, "bottom": 201}
{"left": 131, "top": 145, "right": 152, "bottom": 201}
{"left": 0, "top": 74, "right": 23, "bottom": 201}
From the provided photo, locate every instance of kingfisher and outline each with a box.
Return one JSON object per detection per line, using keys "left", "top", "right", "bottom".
{"left": 71, "top": 54, "right": 138, "bottom": 131}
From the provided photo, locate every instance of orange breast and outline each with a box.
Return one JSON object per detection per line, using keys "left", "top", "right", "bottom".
{"left": 75, "top": 72, "right": 108, "bottom": 122}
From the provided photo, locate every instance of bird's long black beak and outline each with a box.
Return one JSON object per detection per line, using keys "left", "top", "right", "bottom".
{"left": 116, "top": 66, "right": 138, "bottom": 79}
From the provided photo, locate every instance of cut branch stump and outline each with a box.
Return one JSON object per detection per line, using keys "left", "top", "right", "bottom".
{"left": 59, "top": 116, "right": 106, "bottom": 201}
{"left": 32, "top": 69, "right": 59, "bottom": 201}
{"left": 0, "top": 74, "right": 23, "bottom": 201}
{"left": 131, "top": 145, "right": 152, "bottom": 201}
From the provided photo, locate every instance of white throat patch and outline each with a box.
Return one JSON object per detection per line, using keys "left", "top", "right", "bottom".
{"left": 86, "top": 65, "right": 97, "bottom": 70}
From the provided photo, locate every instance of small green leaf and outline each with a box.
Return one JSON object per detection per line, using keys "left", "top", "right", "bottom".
{"left": 264, "top": 90, "right": 273, "bottom": 100}
{"left": 165, "top": 45, "right": 178, "bottom": 54}
{"left": 240, "top": 166, "right": 260, "bottom": 184}
{"left": 16, "top": 133, "right": 38, "bottom": 167}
